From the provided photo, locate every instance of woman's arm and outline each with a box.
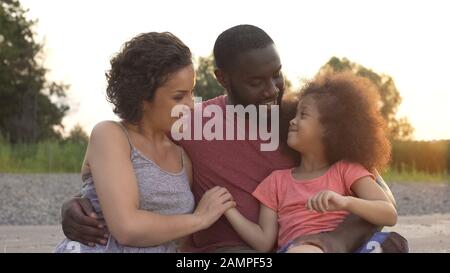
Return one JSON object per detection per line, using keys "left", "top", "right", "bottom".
{"left": 88, "top": 121, "right": 234, "bottom": 247}
{"left": 307, "top": 176, "right": 397, "bottom": 227}
{"left": 224, "top": 204, "right": 278, "bottom": 252}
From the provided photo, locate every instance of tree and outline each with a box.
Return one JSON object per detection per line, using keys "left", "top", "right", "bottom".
{"left": 318, "top": 57, "right": 414, "bottom": 140}
{"left": 0, "top": 0, "right": 69, "bottom": 143}
{"left": 193, "top": 54, "right": 224, "bottom": 101}
{"left": 66, "top": 123, "right": 89, "bottom": 145}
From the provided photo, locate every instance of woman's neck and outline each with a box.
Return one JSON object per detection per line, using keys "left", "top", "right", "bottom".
{"left": 125, "top": 119, "right": 167, "bottom": 144}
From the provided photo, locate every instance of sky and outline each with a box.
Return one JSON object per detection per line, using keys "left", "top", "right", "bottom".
{"left": 19, "top": 0, "right": 450, "bottom": 141}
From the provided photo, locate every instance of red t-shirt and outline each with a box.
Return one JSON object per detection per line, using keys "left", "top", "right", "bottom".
{"left": 175, "top": 95, "right": 297, "bottom": 252}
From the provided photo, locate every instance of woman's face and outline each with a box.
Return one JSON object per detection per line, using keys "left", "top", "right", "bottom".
{"left": 143, "top": 64, "right": 195, "bottom": 132}
{"left": 287, "top": 96, "right": 324, "bottom": 152}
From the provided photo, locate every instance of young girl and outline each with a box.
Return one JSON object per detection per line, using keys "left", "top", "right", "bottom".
{"left": 224, "top": 72, "right": 397, "bottom": 253}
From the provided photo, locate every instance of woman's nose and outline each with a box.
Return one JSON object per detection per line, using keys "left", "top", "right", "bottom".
{"left": 184, "top": 96, "right": 194, "bottom": 110}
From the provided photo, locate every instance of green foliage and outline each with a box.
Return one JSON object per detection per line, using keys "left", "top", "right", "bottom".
{"left": 0, "top": 0, "right": 69, "bottom": 143}
{"left": 0, "top": 136, "right": 86, "bottom": 173}
{"left": 193, "top": 54, "right": 224, "bottom": 101}
{"left": 64, "top": 123, "right": 89, "bottom": 145}
{"left": 383, "top": 169, "right": 448, "bottom": 183}
{"left": 381, "top": 140, "right": 449, "bottom": 183}
{"left": 390, "top": 139, "right": 449, "bottom": 174}
{"left": 318, "top": 57, "right": 414, "bottom": 140}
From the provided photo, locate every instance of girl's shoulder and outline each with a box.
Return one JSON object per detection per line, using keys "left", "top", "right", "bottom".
{"left": 334, "top": 160, "right": 367, "bottom": 172}
{"left": 264, "top": 168, "right": 293, "bottom": 184}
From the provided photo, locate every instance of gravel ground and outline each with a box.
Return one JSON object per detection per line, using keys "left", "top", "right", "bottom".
{"left": 0, "top": 173, "right": 449, "bottom": 225}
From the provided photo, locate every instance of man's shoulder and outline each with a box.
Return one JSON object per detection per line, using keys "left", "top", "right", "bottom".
{"left": 201, "top": 95, "right": 226, "bottom": 108}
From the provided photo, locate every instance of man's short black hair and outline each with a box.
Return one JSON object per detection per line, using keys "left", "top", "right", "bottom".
{"left": 213, "top": 24, "right": 274, "bottom": 71}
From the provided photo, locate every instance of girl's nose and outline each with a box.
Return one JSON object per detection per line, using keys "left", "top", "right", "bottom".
{"left": 289, "top": 118, "right": 296, "bottom": 126}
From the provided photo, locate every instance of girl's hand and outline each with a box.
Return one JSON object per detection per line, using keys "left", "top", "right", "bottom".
{"left": 194, "top": 186, "right": 236, "bottom": 229}
{"left": 306, "top": 190, "right": 349, "bottom": 213}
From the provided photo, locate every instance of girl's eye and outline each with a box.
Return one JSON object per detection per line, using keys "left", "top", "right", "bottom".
{"left": 174, "top": 96, "right": 183, "bottom": 101}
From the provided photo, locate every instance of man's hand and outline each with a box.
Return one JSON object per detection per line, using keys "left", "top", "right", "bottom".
{"left": 61, "top": 197, "right": 109, "bottom": 246}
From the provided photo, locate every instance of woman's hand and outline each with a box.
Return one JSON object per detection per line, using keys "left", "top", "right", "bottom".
{"left": 194, "top": 186, "right": 236, "bottom": 229}
{"left": 306, "top": 190, "right": 349, "bottom": 213}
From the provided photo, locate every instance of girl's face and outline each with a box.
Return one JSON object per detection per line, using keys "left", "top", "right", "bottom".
{"left": 143, "top": 64, "right": 195, "bottom": 132}
{"left": 287, "top": 96, "right": 324, "bottom": 152}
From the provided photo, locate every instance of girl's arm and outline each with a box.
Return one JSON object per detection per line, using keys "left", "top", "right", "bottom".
{"left": 307, "top": 176, "right": 397, "bottom": 227}
{"left": 224, "top": 204, "right": 278, "bottom": 252}
{"left": 88, "top": 121, "right": 234, "bottom": 247}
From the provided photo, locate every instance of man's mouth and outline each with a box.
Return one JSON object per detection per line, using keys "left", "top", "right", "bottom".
{"left": 261, "top": 98, "right": 278, "bottom": 107}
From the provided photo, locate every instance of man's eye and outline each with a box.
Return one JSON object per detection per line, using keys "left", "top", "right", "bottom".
{"left": 249, "top": 80, "right": 262, "bottom": 87}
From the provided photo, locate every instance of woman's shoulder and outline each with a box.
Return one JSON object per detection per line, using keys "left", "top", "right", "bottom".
{"left": 91, "top": 120, "right": 122, "bottom": 132}
{"left": 89, "top": 120, "right": 130, "bottom": 147}
{"left": 90, "top": 120, "right": 126, "bottom": 136}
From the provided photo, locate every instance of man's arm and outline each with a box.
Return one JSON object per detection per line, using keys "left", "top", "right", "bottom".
{"left": 292, "top": 173, "right": 396, "bottom": 253}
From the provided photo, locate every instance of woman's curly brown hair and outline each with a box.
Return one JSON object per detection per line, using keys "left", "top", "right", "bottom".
{"left": 298, "top": 72, "right": 391, "bottom": 172}
{"left": 106, "top": 32, "right": 192, "bottom": 123}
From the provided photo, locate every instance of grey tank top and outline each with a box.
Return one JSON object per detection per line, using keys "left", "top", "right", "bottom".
{"left": 55, "top": 122, "right": 195, "bottom": 253}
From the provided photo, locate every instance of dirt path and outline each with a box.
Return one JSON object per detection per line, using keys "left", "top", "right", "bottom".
{"left": 1, "top": 214, "right": 449, "bottom": 253}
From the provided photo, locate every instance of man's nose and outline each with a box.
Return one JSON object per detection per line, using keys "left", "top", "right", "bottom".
{"left": 264, "top": 80, "right": 279, "bottom": 99}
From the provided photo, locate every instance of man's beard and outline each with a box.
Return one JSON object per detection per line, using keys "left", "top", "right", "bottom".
{"left": 227, "top": 81, "right": 284, "bottom": 107}
{"left": 227, "top": 81, "right": 250, "bottom": 106}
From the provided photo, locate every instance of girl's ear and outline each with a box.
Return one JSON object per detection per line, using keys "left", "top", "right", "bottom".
{"left": 214, "top": 68, "right": 229, "bottom": 90}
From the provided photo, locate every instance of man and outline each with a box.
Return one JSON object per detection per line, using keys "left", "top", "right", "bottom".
{"left": 61, "top": 25, "right": 407, "bottom": 252}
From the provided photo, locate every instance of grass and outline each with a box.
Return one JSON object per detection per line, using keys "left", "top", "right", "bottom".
{"left": 0, "top": 138, "right": 449, "bottom": 184}
{"left": 382, "top": 168, "right": 449, "bottom": 184}
{"left": 0, "top": 139, "right": 87, "bottom": 173}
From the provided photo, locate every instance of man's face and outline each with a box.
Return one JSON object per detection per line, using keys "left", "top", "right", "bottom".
{"left": 223, "top": 44, "right": 285, "bottom": 107}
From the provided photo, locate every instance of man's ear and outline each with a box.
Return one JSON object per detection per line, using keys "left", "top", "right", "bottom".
{"left": 214, "top": 68, "right": 229, "bottom": 90}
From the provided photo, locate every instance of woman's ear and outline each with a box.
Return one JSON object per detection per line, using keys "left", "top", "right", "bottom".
{"left": 214, "top": 68, "right": 229, "bottom": 90}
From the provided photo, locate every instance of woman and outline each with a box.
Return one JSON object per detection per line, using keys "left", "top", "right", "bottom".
{"left": 55, "top": 32, "right": 235, "bottom": 253}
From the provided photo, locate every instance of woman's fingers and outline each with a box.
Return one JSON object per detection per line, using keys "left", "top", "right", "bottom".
{"left": 219, "top": 192, "right": 234, "bottom": 203}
